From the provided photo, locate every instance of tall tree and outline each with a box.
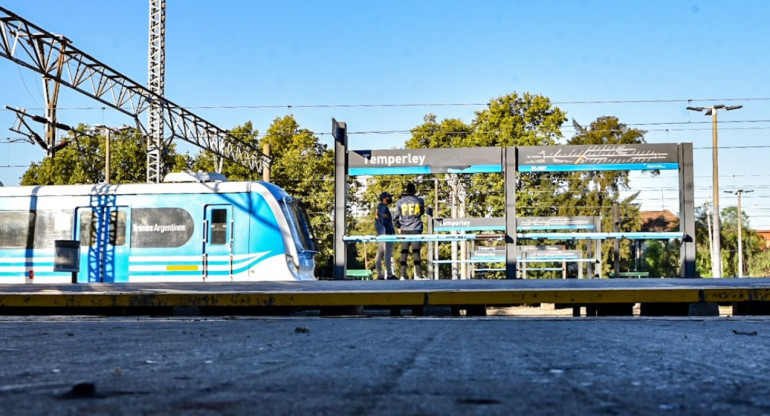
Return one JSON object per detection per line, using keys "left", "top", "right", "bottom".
{"left": 466, "top": 93, "right": 567, "bottom": 218}
{"left": 191, "top": 122, "right": 261, "bottom": 180}
{"left": 559, "top": 116, "right": 649, "bottom": 276}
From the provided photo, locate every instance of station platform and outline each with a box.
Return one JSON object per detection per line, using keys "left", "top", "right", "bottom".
{"left": 1, "top": 278, "right": 770, "bottom": 315}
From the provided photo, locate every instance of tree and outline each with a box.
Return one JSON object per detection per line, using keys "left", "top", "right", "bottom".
{"left": 555, "top": 116, "right": 650, "bottom": 276}
{"left": 720, "top": 205, "right": 768, "bottom": 277}
{"left": 693, "top": 204, "right": 715, "bottom": 277}
{"left": 21, "top": 126, "right": 187, "bottom": 185}
{"left": 191, "top": 122, "right": 262, "bottom": 180}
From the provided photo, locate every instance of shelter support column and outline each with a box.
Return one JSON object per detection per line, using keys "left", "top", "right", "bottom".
{"left": 679, "top": 143, "right": 696, "bottom": 277}
{"left": 505, "top": 146, "right": 517, "bottom": 279}
{"left": 332, "top": 119, "right": 348, "bottom": 280}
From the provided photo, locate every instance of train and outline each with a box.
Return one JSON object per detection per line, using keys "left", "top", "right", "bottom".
{"left": 0, "top": 177, "right": 318, "bottom": 283}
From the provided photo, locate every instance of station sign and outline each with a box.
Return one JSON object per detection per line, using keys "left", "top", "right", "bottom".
{"left": 433, "top": 217, "right": 504, "bottom": 232}
{"left": 434, "top": 216, "right": 597, "bottom": 231}
{"left": 472, "top": 246, "right": 506, "bottom": 257}
{"left": 349, "top": 147, "right": 501, "bottom": 176}
{"left": 518, "top": 144, "right": 679, "bottom": 172}
{"left": 517, "top": 216, "right": 596, "bottom": 230}
{"left": 517, "top": 246, "right": 580, "bottom": 261}
{"left": 471, "top": 245, "right": 580, "bottom": 261}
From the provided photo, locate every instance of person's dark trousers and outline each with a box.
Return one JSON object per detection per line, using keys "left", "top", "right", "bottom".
{"left": 399, "top": 230, "right": 422, "bottom": 278}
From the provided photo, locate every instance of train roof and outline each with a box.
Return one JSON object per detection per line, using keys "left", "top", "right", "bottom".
{"left": 0, "top": 181, "right": 289, "bottom": 199}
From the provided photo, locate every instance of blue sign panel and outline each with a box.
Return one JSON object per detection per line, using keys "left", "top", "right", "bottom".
{"left": 348, "top": 147, "right": 502, "bottom": 176}
{"left": 518, "top": 144, "right": 679, "bottom": 172}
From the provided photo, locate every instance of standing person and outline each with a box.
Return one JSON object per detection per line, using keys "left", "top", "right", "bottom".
{"left": 393, "top": 182, "right": 426, "bottom": 280}
{"left": 374, "top": 191, "right": 396, "bottom": 280}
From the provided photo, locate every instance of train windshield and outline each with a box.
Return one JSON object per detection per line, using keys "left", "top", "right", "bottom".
{"left": 280, "top": 197, "right": 318, "bottom": 254}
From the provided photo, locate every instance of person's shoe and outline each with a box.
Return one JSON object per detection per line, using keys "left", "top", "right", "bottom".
{"left": 386, "top": 275, "right": 398, "bottom": 280}
{"left": 414, "top": 275, "right": 430, "bottom": 281}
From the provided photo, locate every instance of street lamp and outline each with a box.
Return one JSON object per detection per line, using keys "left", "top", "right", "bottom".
{"left": 93, "top": 124, "right": 132, "bottom": 184}
{"left": 725, "top": 189, "right": 753, "bottom": 277}
{"left": 686, "top": 104, "right": 742, "bottom": 278}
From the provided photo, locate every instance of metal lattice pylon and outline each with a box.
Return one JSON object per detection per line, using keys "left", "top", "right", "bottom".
{"left": 147, "top": 0, "right": 166, "bottom": 183}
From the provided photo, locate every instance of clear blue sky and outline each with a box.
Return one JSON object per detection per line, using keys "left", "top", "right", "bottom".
{"left": 1, "top": 1, "right": 769, "bottom": 227}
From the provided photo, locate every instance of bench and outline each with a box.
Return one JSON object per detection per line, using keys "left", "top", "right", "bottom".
{"left": 609, "top": 272, "right": 650, "bottom": 278}
{"left": 347, "top": 269, "right": 373, "bottom": 280}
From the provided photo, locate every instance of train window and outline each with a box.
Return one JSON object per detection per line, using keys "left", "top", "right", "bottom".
{"left": 110, "top": 211, "right": 126, "bottom": 246}
{"left": 210, "top": 209, "right": 228, "bottom": 245}
{"left": 131, "top": 208, "right": 194, "bottom": 248}
{"left": 34, "top": 210, "right": 73, "bottom": 249}
{"left": 0, "top": 211, "right": 35, "bottom": 249}
{"left": 79, "top": 211, "right": 93, "bottom": 246}
{"left": 79, "top": 210, "right": 126, "bottom": 247}
{"left": 280, "top": 198, "right": 317, "bottom": 253}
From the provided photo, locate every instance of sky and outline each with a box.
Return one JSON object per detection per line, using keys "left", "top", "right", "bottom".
{"left": 1, "top": 1, "right": 769, "bottom": 227}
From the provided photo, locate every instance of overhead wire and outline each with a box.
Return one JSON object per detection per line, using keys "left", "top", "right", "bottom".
{"left": 4, "top": 96, "right": 770, "bottom": 111}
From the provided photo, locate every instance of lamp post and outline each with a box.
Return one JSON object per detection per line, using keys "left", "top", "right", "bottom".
{"left": 725, "top": 189, "right": 753, "bottom": 277}
{"left": 686, "top": 104, "right": 742, "bottom": 278}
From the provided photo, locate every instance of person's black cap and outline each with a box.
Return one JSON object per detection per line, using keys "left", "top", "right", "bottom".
{"left": 379, "top": 192, "right": 392, "bottom": 200}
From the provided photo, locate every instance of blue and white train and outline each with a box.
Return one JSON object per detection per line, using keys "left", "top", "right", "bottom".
{"left": 0, "top": 178, "right": 318, "bottom": 283}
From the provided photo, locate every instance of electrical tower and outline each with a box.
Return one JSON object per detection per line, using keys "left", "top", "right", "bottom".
{"left": 147, "top": 0, "right": 166, "bottom": 183}
{"left": 0, "top": 6, "right": 269, "bottom": 178}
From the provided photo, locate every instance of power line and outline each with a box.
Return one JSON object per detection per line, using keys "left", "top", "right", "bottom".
{"left": 2, "top": 96, "right": 770, "bottom": 112}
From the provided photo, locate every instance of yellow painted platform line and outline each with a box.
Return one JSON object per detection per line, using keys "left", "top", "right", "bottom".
{"left": 427, "top": 289, "right": 702, "bottom": 305}
{"left": 701, "top": 288, "right": 770, "bottom": 303}
{"left": 0, "top": 291, "right": 426, "bottom": 308}
{"left": 2, "top": 285, "right": 770, "bottom": 309}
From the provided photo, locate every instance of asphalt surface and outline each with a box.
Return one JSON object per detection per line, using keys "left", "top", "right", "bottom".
{"left": 1, "top": 316, "right": 769, "bottom": 415}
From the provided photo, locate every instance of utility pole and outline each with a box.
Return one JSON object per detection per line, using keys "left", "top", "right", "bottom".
{"left": 687, "top": 104, "right": 743, "bottom": 277}
{"left": 612, "top": 202, "right": 620, "bottom": 278}
{"left": 726, "top": 189, "right": 754, "bottom": 277}
{"left": 42, "top": 42, "right": 66, "bottom": 157}
{"left": 94, "top": 125, "right": 132, "bottom": 184}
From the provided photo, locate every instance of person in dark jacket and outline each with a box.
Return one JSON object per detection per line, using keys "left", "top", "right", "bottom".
{"left": 374, "top": 191, "right": 396, "bottom": 280}
{"left": 393, "top": 182, "right": 426, "bottom": 280}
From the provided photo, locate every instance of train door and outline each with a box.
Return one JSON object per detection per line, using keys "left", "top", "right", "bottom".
{"left": 75, "top": 206, "right": 130, "bottom": 283}
{"left": 203, "top": 205, "right": 233, "bottom": 280}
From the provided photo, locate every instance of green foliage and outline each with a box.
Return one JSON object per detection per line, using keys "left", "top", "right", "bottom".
{"left": 693, "top": 203, "right": 770, "bottom": 278}
{"left": 191, "top": 122, "right": 261, "bottom": 180}
{"left": 642, "top": 240, "right": 680, "bottom": 277}
{"left": 747, "top": 246, "right": 770, "bottom": 277}
{"left": 554, "top": 116, "right": 649, "bottom": 276}
{"left": 693, "top": 204, "right": 713, "bottom": 277}
{"left": 21, "top": 125, "right": 185, "bottom": 185}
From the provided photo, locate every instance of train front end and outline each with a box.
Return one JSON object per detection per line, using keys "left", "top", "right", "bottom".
{"left": 256, "top": 182, "right": 318, "bottom": 281}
